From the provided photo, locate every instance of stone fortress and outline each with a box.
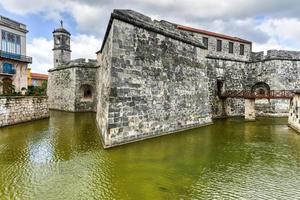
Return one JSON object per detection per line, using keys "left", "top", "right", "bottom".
{"left": 48, "top": 9, "right": 300, "bottom": 148}
{"left": 48, "top": 22, "right": 98, "bottom": 112}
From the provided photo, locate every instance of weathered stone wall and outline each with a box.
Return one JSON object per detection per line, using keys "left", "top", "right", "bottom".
{"left": 206, "top": 58, "right": 246, "bottom": 117}
{"left": 53, "top": 49, "right": 71, "bottom": 69}
{"left": 48, "top": 59, "right": 98, "bottom": 112}
{"left": 96, "top": 25, "right": 113, "bottom": 146}
{"left": 74, "top": 60, "right": 98, "bottom": 112}
{"left": 288, "top": 93, "right": 300, "bottom": 133}
{"left": 207, "top": 49, "right": 300, "bottom": 118}
{"left": 246, "top": 52, "right": 300, "bottom": 116}
{"left": 48, "top": 67, "right": 76, "bottom": 111}
{"left": 245, "top": 99, "right": 256, "bottom": 121}
{"left": 97, "top": 14, "right": 212, "bottom": 148}
{"left": 0, "top": 96, "right": 49, "bottom": 127}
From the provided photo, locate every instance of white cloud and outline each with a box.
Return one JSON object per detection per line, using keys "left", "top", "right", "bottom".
{"left": 2, "top": 0, "right": 300, "bottom": 35}
{"left": 27, "top": 34, "right": 101, "bottom": 74}
{"left": 71, "top": 34, "right": 101, "bottom": 60}
{"left": 3, "top": 0, "right": 300, "bottom": 64}
{"left": 27, "top": 37, "right": 52, "bottom": 73}
{"left": 250, "top": 18, "right": 300, "bottom": 52}
{"left": 259, "top": 18, "right": 300, "bottom": 41}
{"left": 0, "top": 0, "right": 48, "bottom": 15}
{"left": 67, "top": 2, "right": 106, "bottom": 34}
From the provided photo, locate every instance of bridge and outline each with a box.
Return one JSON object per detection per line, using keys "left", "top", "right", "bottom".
{"left": 218, "top": 90, "right": 295, "bottom": 121}
{"left": 219, "top": 90, "right": 295, "bottom": 99}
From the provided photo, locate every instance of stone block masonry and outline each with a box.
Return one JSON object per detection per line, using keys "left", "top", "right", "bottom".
{"left": 245, "top": 99, "right": 255, "bottom": 121}
{"left": 0, "top": 96, "right": 49, "bottom": 127}
{"left": 48, "top": 59, "right": 98, "bottom": 112}
{"left": 97, "top": 10, "right": 212, "bottom": 148}
{"left": 288, "top": 93, "right": 300, "bottom": 133}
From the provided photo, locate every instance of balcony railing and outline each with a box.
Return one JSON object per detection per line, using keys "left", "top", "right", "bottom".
{"left": 0, "top": 50, "right": 32, "bottom": 63}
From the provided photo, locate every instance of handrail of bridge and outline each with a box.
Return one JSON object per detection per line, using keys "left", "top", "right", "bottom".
{"left": 219, "top": 90, "right": 295, "bottom": 99}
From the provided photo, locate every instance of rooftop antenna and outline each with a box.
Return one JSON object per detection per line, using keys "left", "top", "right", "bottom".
{"left": 60, "top": 20, "right": 63, "bottom": 28}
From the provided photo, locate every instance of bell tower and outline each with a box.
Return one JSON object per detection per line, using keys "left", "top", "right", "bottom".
{"left": 53, "top": 20, "right": 71, "bottom": 68}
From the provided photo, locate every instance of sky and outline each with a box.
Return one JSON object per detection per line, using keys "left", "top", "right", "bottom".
{"left": 1, "top": 0, "right": 300, "bottom": 73}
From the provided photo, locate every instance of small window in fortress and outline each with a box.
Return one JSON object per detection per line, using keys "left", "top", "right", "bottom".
{"left": 229, "top": 42, "right": 234, "bottom": 53}
{"left": 217, "top": 40, "right": 222, "bottom": 52}
{"left": 84, "top": 89, "right": 92, "bottom": 99}
{"left": 240, "top": 44, "right": 245, "bottom": 55}
{"left": 80, "top": 84, "right": 93, "bottom": 100}
{"left": 217, "top": 80, "right": 224, "bottom": 95}
{"left": 202, "top": 37, "right": 208, "bottom": 49}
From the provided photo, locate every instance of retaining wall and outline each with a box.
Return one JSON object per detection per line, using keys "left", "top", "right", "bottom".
{"left": 0, "top": 96, "right": 49, "bottom": 127}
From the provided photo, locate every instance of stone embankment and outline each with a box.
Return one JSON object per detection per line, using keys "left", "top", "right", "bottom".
{"left": 0, "top": 96, "right": 49, "bottom": 127}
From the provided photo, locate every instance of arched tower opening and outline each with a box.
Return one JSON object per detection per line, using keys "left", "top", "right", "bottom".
{"left": 251, "top": 82, "right": 270, "bottom": 97}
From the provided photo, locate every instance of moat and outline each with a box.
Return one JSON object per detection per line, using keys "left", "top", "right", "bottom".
{"left": 1, "top": 111, "right": 300, "bottom": 199}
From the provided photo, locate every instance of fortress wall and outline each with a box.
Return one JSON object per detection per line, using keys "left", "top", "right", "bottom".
{"left": 47, "top": 68, "right": 76, "bottom": 111}
{"left": 74, "top": 66, "right": 98, "bottom": 112}
{"left": 48, "top": 60, "right": 98, "bottom": 113}
{"left": 206, "top": 58, "right": 246, "bottom": 117}
{"left": 96, "top": 25, "right": 113, "bottom": 146}
{"left": 289, "top": 93, "right": 300, "bottom": 132}
{"left": 207, "top": 49, "right": 300, "bottom": 118}
{"left": 246, "top": 59, "right": 300, "bottom": 116}
{"left": 98, "top": 19, "right": 212, "bottom": 148}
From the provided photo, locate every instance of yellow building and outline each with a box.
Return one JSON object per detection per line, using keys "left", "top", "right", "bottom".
{"left": 27, "top": 68, "right": 48, "bottom": 87}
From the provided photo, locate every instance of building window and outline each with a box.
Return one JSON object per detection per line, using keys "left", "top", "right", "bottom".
{"left": 1, "top": 63, "right": 15, "bottom": 74}
{"left": 240, "top": 44, "right": 245, "bottom": 55}
{"left": 1, "top": 30, "right": 21, "bottom": 55}
{"left": 202, "top": 37, "right": 208, "bottom": 49}
{"left": 229, "top": 42, "right": 234, "bottom": 54}
{"left": 32, "top": 79, "right": 39, "bottom": 86}
{"left": 217, "top": 40, "right": 222, "bottom": 52}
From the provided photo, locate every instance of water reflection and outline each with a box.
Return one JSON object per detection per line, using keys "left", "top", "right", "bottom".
{"left": 0, "top": 112, "right": 300, "bottom": 199}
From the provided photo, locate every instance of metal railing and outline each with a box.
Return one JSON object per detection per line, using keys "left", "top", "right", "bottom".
{"left": 0, "top": 50, "right": 32, "bottom": 63}
{"left": 219, "top": 90, "right": 295, "bottom": 99}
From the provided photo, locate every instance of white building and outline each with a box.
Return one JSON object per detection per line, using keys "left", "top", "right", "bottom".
{"left": 0, "top": 15, "right": 32, "bottom": 94}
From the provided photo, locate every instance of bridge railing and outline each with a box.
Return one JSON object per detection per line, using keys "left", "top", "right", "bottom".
{"left": 219, "top": 90, "right": 295, "bottom": 99}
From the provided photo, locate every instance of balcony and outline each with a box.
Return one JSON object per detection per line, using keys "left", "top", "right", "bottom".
{"left": 0, "top": 50, "right": 32, "bottom": 63}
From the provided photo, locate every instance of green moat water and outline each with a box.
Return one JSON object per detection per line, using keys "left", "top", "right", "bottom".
{"left": 1, "top": 111, "right": 300, "bottom": 199}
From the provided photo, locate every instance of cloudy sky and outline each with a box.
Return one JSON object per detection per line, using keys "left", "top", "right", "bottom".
{"left": 1, "top": 0, "right": 300, "bottom": 73}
